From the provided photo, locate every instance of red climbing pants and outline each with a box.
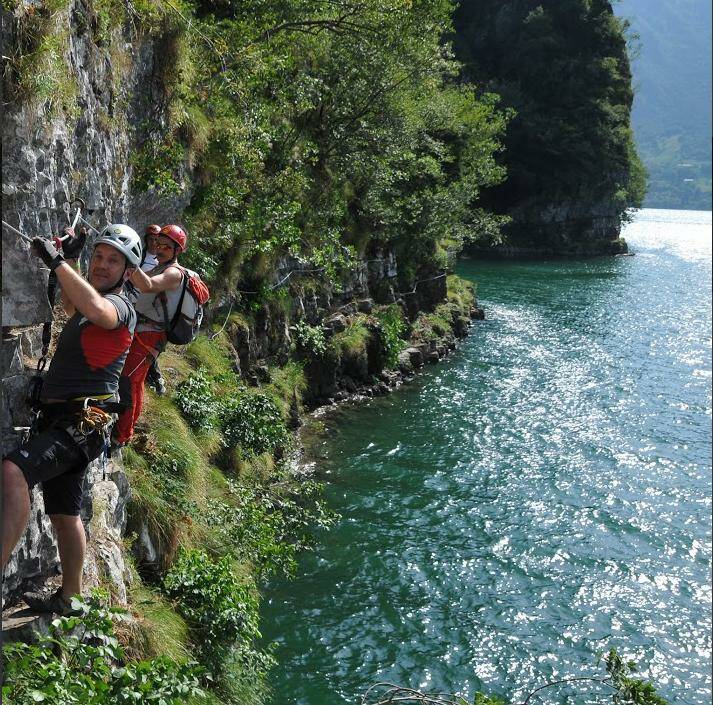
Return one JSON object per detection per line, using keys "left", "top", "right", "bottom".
{"left": 114, "top": 330, "right": 166, "bottom": 444}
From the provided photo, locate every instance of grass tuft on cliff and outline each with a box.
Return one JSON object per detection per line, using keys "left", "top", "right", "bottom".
{"left": 332, "top": 317, "right": 372, "bottom": 360}
{"left": 125, "top": 583, "right": 192, "bottom": 663}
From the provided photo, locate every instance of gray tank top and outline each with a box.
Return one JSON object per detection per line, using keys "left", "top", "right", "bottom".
{"left": 134, "top": 263, "right": 185, "bottom": 333}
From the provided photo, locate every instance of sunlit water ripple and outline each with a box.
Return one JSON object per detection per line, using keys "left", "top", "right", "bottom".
{"left": 261, "top": 209, "right": 712, "bottom": 704}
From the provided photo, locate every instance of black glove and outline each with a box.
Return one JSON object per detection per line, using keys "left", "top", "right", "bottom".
{"left": 61, "top": 226, "right": 87, "bottom": 259}
{"left": 31, "top": 237, "right": 65, "bottom": 270}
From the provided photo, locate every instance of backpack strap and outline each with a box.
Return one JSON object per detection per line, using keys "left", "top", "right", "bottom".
{"left": 156, "top": 264, "right": 186, "bottom": 332}
{"left": 169, "top": 274, "right": 189, "bottom": 331}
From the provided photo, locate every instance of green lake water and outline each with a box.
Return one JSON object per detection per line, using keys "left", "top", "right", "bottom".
{"left": 261, "top": 209, "right": 712, "bottom": 704}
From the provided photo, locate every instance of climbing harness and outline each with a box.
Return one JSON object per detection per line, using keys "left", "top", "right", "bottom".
{"left": 34, "top": 398, "right": 121, "bottom": 478}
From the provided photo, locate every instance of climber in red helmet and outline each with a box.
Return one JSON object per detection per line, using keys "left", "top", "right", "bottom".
{"left": 124, "top": 224, "right": 167, "bottom": 395}
{"left": 113, "top": 224, "right": 187, "bottom": 447}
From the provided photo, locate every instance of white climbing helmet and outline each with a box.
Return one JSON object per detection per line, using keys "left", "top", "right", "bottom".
{"left": 94, "top": 224, "right": 142, "bottom": 267}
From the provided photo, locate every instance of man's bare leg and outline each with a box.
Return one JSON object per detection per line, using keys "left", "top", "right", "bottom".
{"left": 2, "top": 460, "right": 31, "bottom": 567}
{"left": 48, "top": 514, "right": 86, "bottom": 598}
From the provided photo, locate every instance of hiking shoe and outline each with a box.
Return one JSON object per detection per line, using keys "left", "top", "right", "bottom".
{"left": 153, "top": 374, "right": 166, "bottom": 396}
{"left": 146, "top": 373, "right": 166, "bottom": 395}
{"left": 146, "top": 363, "right": 166, "bottom": 395}
{"left": 23, "top": 588, "right": 82, "bottom": 617}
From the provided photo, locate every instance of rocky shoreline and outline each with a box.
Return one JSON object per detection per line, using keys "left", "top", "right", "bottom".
{"left": 321, "top": 305, "right": 483, "bottom": 406}
{"left": 289, "top": 301, "right": 485, "bottom": 480}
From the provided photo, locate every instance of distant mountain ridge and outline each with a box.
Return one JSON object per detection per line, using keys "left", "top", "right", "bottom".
{"left": 615, "top": 0, "right": 712, "bottom": 210}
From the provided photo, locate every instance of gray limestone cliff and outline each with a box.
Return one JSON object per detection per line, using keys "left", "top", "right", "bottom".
{"left": 465, "top": 202, "right": 629, "bottom": 258}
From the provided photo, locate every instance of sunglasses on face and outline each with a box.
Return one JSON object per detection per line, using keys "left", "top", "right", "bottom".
{"left": 148, "top": 237, "right": 175, "bottom": 251}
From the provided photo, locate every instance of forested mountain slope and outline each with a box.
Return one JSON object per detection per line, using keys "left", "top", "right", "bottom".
{"left": 453, "top": 0, "right": 646, "bottom": 255}
{"left": 615, "top": 0, "right": 712, "bottom": 210}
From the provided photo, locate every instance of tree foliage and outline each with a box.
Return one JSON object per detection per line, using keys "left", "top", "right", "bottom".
{"left": 127, "top": 0, "right": 508, "bottom": 292}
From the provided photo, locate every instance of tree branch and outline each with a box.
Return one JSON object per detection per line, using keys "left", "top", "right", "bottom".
{"left": 519, "top": 676, "right": 616, "bottom": 705}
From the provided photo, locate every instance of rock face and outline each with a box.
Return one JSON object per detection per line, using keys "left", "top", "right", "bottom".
{"left": 0, "top": 2, "right": 174, "bottom": 606}
{"left": 465, "top": 201, "right": 629, "bottom": 258}
{"left": 1, "top": 238, "right": 53, "bottom": 327}
{"left": 1, "top": 4, "right": 190, "bottom": 309}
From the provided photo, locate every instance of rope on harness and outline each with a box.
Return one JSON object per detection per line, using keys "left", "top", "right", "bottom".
{"left": 73, "top": 402, "right": 115, "bottom": 481}
{"left": 76, "top": 405, "right": 114, "bottom": 436}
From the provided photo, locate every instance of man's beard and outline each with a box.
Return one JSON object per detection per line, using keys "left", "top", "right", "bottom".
{"left": 92, "top": 265, "right": 127, "bottom": 294}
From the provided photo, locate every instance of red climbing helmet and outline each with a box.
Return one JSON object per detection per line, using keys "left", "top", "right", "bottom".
{"left": 159, "top": 224, "right": 187, "bottom": 253}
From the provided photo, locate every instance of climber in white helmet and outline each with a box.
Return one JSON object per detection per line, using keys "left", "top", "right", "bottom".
{"left": 2, "top": 224, "right": 141, "bottom": 616}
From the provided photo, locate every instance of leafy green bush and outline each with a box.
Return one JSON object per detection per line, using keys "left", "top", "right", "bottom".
{"left": 174, "top": 369, "right": 221, "bottom": 431}
{"left": 143, "top": 443, "right": 199, "bottom": 521}
{"left": 293, "top": 320, "right": 328, "bottom": 358}
{"left": 375, "top": 305, "right": 407, "bottom": 368}
{"left": 2, "top": 595, "right": 203, "bottom": 705}
{"left": 163, "top": 549, "right": 266, "bottom": 675}
{"left": 205, "top": 477, "right": 337, "bottom": 580}
{"left": 219, "top": 392, "right": 290, "bottom": 457}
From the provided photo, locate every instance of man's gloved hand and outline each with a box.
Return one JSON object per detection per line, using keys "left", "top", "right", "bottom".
{"left": 31, "top": 237, "right": 65, "bottom": 271}
{"left": 61, "top": 226, "right": 87, "bottom": 259}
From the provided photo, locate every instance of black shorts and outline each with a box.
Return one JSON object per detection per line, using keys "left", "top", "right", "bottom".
{"left": 4, "top": 414, "right": 106, "bottom": 516}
